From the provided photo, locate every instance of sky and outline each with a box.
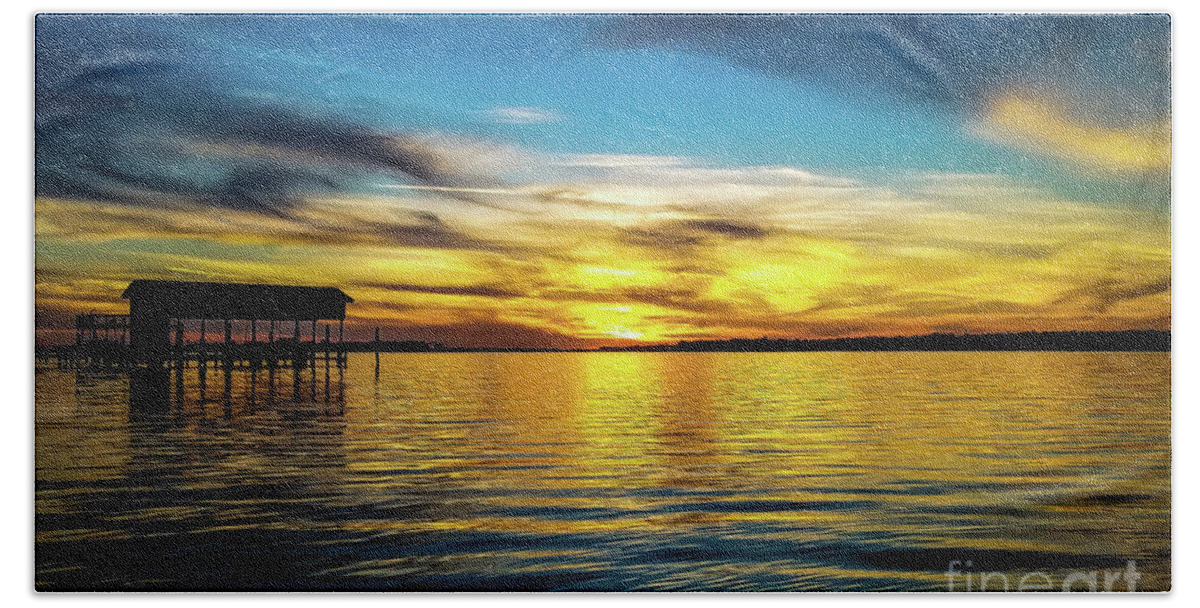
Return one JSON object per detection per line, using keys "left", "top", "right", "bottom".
{"left": 34, "top": 13, "right": 1171, "bottom": 348}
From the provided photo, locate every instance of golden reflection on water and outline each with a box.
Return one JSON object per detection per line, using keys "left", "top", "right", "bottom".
{"left": 36, "top": 352, "right": 1169, "bottom": 591}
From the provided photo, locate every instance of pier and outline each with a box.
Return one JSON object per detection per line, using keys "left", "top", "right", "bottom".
{"left": 52, "top": 280, "right": 354, "bottom": 371}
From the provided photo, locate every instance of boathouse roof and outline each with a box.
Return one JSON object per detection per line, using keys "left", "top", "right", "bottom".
{"left": 122, "top": 280, "right": 353, "bottom": 320}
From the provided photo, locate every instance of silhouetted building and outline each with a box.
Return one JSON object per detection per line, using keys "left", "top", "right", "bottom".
{"left": 122, "top": 280, "right": 353, "bottom": 363}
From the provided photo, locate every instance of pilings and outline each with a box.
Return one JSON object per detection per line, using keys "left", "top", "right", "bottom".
{"left": 157, "top": 316, "right": 348, "bottom": 371}
{"left": 129, "top": 356, "right": 345, "bottom": 420}
{"left": 125, "top": 316, "right": 349, "bottom": 415}
{"left": 59, "top": 313, "right": 349, "bottom": 374}
{"left": 57, "top": 313, "right": 131, "bottom": 369}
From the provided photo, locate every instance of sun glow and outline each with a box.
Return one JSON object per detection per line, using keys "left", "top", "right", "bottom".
{"left": 35, "top": 161, "right": 1170, "bottom": 349}
{"left": 604, "top": 327, "right": 644, "bottom": 340}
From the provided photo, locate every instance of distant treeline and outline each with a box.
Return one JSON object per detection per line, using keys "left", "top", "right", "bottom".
{"left": 598, "top": 330, "right": 1171, "bottom": 353}
{"left": 204, "top": 330, "right": 1176, "bottom": 353}
{"left": 341, "top": 340, "right": 445, "bottom": 353}
{"left": 38, "top": 330, "right": 1171, "bottom": 357}
{"left": 340, "top": 341, "right": 567, "bottom": 353}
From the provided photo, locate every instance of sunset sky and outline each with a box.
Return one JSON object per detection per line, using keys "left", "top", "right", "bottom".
{"left": 34, "top": 14, "right": 1171, "bottom": 348}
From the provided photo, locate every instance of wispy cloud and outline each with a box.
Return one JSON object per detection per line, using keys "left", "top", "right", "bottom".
{"left": 595, "top": 14, "right": 1170, "bottom": 126}
{"left": 595, "top": 13, "right": 1171, "bottom": 170}
{"left": 487, "top": 106, "right": 563, "bottom": 124}
{"left": 975, "top": 93, "right": 1171, "bottom": 174}
{"left": 34, "top": 49, "right": 520, "bottom": 213}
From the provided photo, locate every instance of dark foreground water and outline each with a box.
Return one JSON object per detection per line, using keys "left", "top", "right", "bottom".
{"left": 36, "top": 352, "right": 1169, "bottom": 591}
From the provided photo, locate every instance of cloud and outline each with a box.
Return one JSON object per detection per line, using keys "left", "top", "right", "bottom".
{"left": 387, "top": 321, "right": 590, "bottom": 350}
{"left": 487, "top": 106, "right": 563, "bottom": 124}
{"left": 594, "top": 14, "right": 1171, "bottom": 171}
{"left": 595, "top": 14, "right": 1170, "bottom": 127}
{"left": 975, "top": 93, "right": 1171, "bottom": 174}
{"left": 361, "top": 281, "right": 524, "bottom": 299}
{"left": 36, "top": 197, "right": 516, "bottom": 254}
{"left": 680, "top": 220, "right": 768, "bottom": 239}
{"left": 553, "top": 154, "right": 691, "bottom": 169}
{"left": 1051, "top": 277, "right": 1172, "bottom": 314}
{"left": 620, "top": 286, "right": 737, "bottom": 316}
{"left": 341, "top": 209, "right": 514, "bottom": 252}
{"left": 623, "top": 219, "right": 769, "bottom": 250}
{"left": 515, "top": 156, "right": 866, "bottom": 220}
{"left": 34, "top": 44, "right": 510, "bottom": 213}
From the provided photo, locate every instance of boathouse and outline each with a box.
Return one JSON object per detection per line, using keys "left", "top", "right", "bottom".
{"left": 121, "top": 280, "right": 353, "bottom": 363}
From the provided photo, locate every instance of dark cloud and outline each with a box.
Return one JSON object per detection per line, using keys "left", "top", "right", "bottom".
{"left": 624, "top": 227, "right": 704, "bottom": 249}
{"left": 875, "top": 298, "right": 1047, "bottom": 318}
{"left": 39, "top": 196, "right": 516, "bottom": 254}
{"left": 213, "top": 109, "right": 458, "bottom": 187}
{"left": 596, "top": 14, "right": 1170, "bottom": 126}
{"left": 623, "top": 219, "right": 769, "bottom": 250}
{"left": 927, "top": 239, "right": 1060, "bottom": 261}
{"left": 621, "top": 287, "right": 736, "bottom": 316}
{"left": 646, "top": 311, "right": 873, "bottom": 339}
{"left": 207, "top": 163, "right": 341, "bottom": 214}
{"left": 798, "top": 276, "right": 1170, "bottom": 322}
{"left": 349, "top": 212, "right": 511, "bottom": 252}
{"left": 679, "top": 220, "right": 769, "bottom": 239}
{"left": 799, "top": 284, "right": 896, "bottom": 316}
{"left": 524, "top": 282, "right": 746, "bottom": 317}
{"left": 1052, "top": 277, "right": 1171, "bottom": 313}
{"left": 387, "top": 321, "right": 591, "bottom": 350}
{"left": 35, "top": 19, "right": 496, "bottom": 214}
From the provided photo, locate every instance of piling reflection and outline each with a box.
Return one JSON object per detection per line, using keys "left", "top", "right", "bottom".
{"left": 129, "top": 367, "right": 171, "bottom": 421}
{"left": 132, "top": 356, "right": 347, "bottom": 423}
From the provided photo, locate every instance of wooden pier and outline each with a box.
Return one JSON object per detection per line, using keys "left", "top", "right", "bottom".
{"left": 51, "top": 280, "right": 353, "bottom": 372}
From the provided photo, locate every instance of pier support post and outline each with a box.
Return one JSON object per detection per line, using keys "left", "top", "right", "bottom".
{"left": 251, "top": 319, "right": 258, "bottom": 368}
{"left": 293, "top": 319, "right": 301, "bottom": 369}
{"left": 310, "top": 320, "right": 317, "bottom": 401}
{"left": 199, "top": 319, "right": 206, "bottom": 367}
{"left": 223, "top": 319, "right": 232, "bottom": 370}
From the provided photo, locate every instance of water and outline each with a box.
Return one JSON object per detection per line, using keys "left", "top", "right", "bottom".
{"left": 35, "top": 352, "right": 1170, "bottom": 591}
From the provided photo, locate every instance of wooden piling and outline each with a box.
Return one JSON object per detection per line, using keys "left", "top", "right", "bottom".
{"left": 223, "top": 319, "right": 231, "bottom": 370}
{"left": 293, "top": 319, "right": 301, "bottom": 371}
{"left": 250, "top": 319, "right": 258, "bottom": 369}
{"left": 310, "top": 319, "right": 318, "bottom": 376}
